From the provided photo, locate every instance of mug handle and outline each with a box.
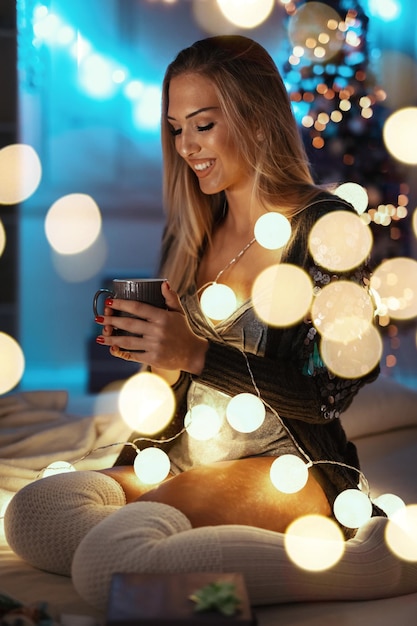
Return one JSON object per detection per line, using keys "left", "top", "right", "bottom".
{"left": 93, "top": 288, "right": 114, "bottom": 317}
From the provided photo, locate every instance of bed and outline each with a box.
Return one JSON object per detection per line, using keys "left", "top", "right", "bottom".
{"left": 1, "top": 374, "right": 417, "bottom": 625}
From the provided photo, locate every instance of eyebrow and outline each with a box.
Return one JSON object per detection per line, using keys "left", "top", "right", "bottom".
{"left": 166, "top": 106, "right": 219, "bottom": 121}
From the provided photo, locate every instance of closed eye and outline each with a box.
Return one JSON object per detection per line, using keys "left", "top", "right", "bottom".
{"left": 197, "top": 122, "right": 215, "bottom": 132}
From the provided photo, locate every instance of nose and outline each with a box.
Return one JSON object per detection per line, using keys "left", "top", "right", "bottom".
{"left": 177, "top": 130, "right": 200, "bottom": 158}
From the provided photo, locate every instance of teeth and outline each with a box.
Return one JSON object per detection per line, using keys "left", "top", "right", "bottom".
{"left": 194, "top": 161, "right": 213, "bottom": 171}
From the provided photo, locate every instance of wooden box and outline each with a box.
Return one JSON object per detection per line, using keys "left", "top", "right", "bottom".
{"left": 106, "top": 572, "right": 257, "bottom": 625}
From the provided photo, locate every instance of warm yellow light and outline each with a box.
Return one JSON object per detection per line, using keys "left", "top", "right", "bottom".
{"left": 192, "top": 0, "right": 235, "bottom": 36}
{"left": 226, "top": 393, "right": 265, "bottom": 433}
{"left": 42, "top": 461, "right": 76, "bottom": 477}
{"left": 285, "top": 514, "right": 345, "bottom": 571}
{"left": 45, "top": 193, "right": 102, "bottom": 254}
{"left": 333, "top": 489, "right": 372, "bottom": 529}
{"left": 0, "top": 144, "right": 42, "bottom": 204}
{"left": 383, "top": 107, "right": 417, "bottom": 164}
{"left": 254, "top": 212, "right": 292, "bottom": 250}
{"left": 288, "top": 2, "right": 344, "bottom": 63}
{"left": 51, "top": 232, "right": 108, "bottom": 282}
{"left": 334, "top": 182, "right": 369, "bottom": 215}
{"left": 0, "top": 333, "right": 25, "bottom": 395}
{"left": 200, "top": 283, "right": 237, "bottom": 321}
{"left": 311, "top": 281, "right": 374, "bottom": 343}
{"left": 309, "top": 210, "right": 372, "bottom": 272}
{"left": 118, "top": 372, "right": 175, "bottom": 435}
{"left": 370, "top": 257, "right": 417, "bottom": 320}
{"left": 413, "top": 208, "right": 417, "bottom": 240}
{"left": 373, "top": 493, "right": 406, "bottom": 519}
{"left": 320, "top": 324, "right": 382, "bottom": 379}
{"left": 252, "top": 264, "right": 313, "bottom": 327}
{"left": 216, "top": 0, "right": 274, "bottom": 29}
{"left": 133, "top": 448, "right": 171, "bottom": 484}
{"left": 385, "top": 504, "right": 417, "bottom": 562}
{"left": 0, "top": 220, "right": 5, "bottom": 257}
{"left": 185, "top": 404, "right": 222, "bottom": 440}
{"left": 270, "top": 454, "right": 309, "bottom": 494}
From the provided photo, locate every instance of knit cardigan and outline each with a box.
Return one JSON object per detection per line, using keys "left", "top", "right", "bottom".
{"left": 114, "top": 194, "right": 383, "bottom": 538}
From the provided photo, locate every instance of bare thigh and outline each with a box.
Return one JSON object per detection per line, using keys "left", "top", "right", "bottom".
{"left": 100, "top": 457, "right": 330, "bottom": 533}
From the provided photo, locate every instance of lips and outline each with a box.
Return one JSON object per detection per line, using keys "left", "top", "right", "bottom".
{"left": 191, "top": 159, "right": 215, "bottom": 178}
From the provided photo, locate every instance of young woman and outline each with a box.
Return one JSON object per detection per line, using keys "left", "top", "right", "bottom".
{"left": 8, "top": 36, "right": 412, "bottom": 614}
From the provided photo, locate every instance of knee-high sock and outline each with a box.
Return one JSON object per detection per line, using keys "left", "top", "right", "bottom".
{"left": 4, "top": 471, "right": 126, "bottom": 576}
{"left": 72, "top": 502, "right": 417, "bottom": 612}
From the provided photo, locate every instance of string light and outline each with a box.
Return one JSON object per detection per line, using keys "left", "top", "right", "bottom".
{"left": 270, "top": 455, "right": 310, "bottom": 494}
{"left": 226, "top": 393, "right": 265, "bottom": 433}
{"left": 333, "top": 489, "right": 373, "bottom": 528}
{"left": 133, "top": 447, "right": 171, "bottom": 484}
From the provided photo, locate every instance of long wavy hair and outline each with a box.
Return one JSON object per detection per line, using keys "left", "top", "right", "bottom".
{"left": 159, "top": 35, "right": 322, "bottom": 294}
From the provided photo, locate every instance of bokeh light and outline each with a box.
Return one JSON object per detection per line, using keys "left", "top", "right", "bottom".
{"left": 311, "top": 281, "right": 374, "bottom": 343}
{"left": 42, "top": 461, "right": 76, "bottom": 477}
{"left": 192, "top": 0, "right": 237, "bottom": 35}
{"left": 373, "top": 493, "right": 406, "bottom": 519}
{"left": 333, "top": 489, "right": 372, "bottom": 529}
{"left": 383, "top": 107, "right": 417, "bottom": 164}
{"left": 309, "top": 210, "right": 372, "bottom": 272}
{"left": 376, "top": 51, "right": 416, "bottom": 111}
{"left": 334, "top": 182, "right": 369, "bottom": 215}
{"left": 413, "top": 208, "right": 417, "bottom": 240}
{"left": 385, "top": 504, "right": 417, "bottom": 562}
{"left": 287, "top": 2, "right": 344, "bottom": 63}
{"left": 185, "top": 404, "right": 222, "bottom": 441}
{"left": 270, "top": 454, "right": 309, "bottom": 494}
{"left": 216, "top": 0, "right": 274, "bottom": 29}
{"left": 200, "top": 283, "right": 237, "bottom": 321}
{"left": 284, "top": 514, "right": 345, "bottom": 571}
{"left": 45, "top": 193, "right": 102, "bottom": 255}
{"left": 133, "top": 447, "right": 171, "bottom": 484}
{"left": 0, "top": 333, "right": 25, "bottom": 395}
{"left": 226, "top": 393, "right": 265, "bottom": 433}
{"left": 370, "top": 257, "right": 417, "bottom": 320}
{"left": 0, "top": 144, "right": 42, "bottom": 204}
{"left": 118, "top": 371, "right": 175, "bottom": 435}
{"left": 254, "top": 212, "right": 292, "bottom": 250}
{"left": 51, "top": 232, "right": 108, "bottom": 282}
{"left": 0, "top": 220, "right": 5, "bottom": 257}
{"left": 252, "top": 264, "right": 313, "bottom": 327}
{"left": 320, "top": 324, "right": 382, "bottom": 378}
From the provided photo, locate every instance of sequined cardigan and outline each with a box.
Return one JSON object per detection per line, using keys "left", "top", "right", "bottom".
{"left": 114, "top": 194, "right": 382, "bottom": 537}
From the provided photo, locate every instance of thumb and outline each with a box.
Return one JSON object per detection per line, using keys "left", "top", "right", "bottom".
{"left": 162, "top": 280, "right": 183, "bottom": 313}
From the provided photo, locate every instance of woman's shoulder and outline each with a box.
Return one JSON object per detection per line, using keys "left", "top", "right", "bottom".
{"left": 301, "top": 188, "right": 357, "bottom": 221}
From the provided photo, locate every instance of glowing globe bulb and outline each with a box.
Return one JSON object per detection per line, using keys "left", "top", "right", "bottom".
{"left": 118, "top": 372, "right": 175, "bottom": 435}
{"left": 334, "top": 182, "right": 369, "bottom": 215}
{"left": 0, "top": 332, "right": 25, "bottom": 394}
{"left": 270, "top": 454, "right": 309, "bottom": 494}
{"left": 133, "top": 448, "right": 170, "bottom": 485}
{"left": 254, "top": 212, "right": 292, "bottom": 250}
{"left": 333, "top": 489, "right": 372, "bottom": 529}
{"left": 42, "top": 461, "right": 76, "bottom": 477}
{"left": 373, "top": 493, "right": 406, "bottom": 519}
{"left": 200, "top": 283, "right": 237, "bottom": 320}
{"left": 45, "top": 193, "right": 102, "bottom": 254}
{"left": 185, "top": 404, "right": 222, "bottom": 441}
{"left": 385, "top": 504, "right": 417, "bottom": 562}
{"left": 285, "top": 514, "right": 345, "bottom": 571}
{"left": 0, "top": 143, "right": 42, "bottom": 204}
{"left": 226, "top": 393, "right": 265, "bottom": 433}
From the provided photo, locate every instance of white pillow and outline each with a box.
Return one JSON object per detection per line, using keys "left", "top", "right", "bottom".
{"left": 342, "top": 376, "right": 417, "bottom": 440}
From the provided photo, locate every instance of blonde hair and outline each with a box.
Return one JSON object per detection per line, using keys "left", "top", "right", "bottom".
{"left": 159, "top": 35, "right": 321, "bottom": 294}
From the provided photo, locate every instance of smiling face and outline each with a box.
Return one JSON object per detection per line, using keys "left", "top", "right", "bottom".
{"left": 167, "top": 73, "right": 253, "bottom": 197}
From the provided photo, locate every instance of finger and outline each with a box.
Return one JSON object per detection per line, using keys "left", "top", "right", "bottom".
{"left": 161, "top": 281, "right": 184, "bottom": 313}
{"left": 110, "top": 345, "right": 144, "bottom": 363}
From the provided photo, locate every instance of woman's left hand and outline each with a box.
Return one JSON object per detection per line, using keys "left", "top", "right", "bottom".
{"left": 95, "top": 281, "right": 208, "bottom": 375}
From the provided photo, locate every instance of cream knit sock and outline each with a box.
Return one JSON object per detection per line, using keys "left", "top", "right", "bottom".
{"left": 5, "top": 471, "right": 126, "bottom": 576}
{"left": 72, "top": 502, "right": 417, "bottom": 612}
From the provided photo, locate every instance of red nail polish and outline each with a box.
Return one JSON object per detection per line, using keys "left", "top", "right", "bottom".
{"left": 95, "top": 315, "right": 104, "bottom": 323}
{"left": 105, "top": 298, "right": 113, "bottom": 306}
{"left": 96, "top": 336, "right": 105, "bottom": 344}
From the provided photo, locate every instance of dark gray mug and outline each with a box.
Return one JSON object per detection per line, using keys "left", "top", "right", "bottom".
{"left": 93, "top": 278, "right": 167, "bottom": 341}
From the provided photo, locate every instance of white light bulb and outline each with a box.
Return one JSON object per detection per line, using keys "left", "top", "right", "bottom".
{"left": 42, "top": 461, "right": 76, "bottom": 477}
{"left": 184, "top": 404, "right": 222, "bottom": 440}
{"left": 373, "top": 493, "right": 406, "bottom": 519}
{"left": 133, "top": 448, "right": 170, "bottom": 485}
{"left": 333, "top": 489, "right": 372, "bottom": 529}
{"left": 254, "top": 212, "right": 291, "bottom": 250}
{"left": 226, "top": 393, "right": 265, "bottom": 433}
{"left": 270, "top": 454, "right": 309, "bottom": 494}
{"left": 200, "top": 283, "right": 237, "bottom": 320}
